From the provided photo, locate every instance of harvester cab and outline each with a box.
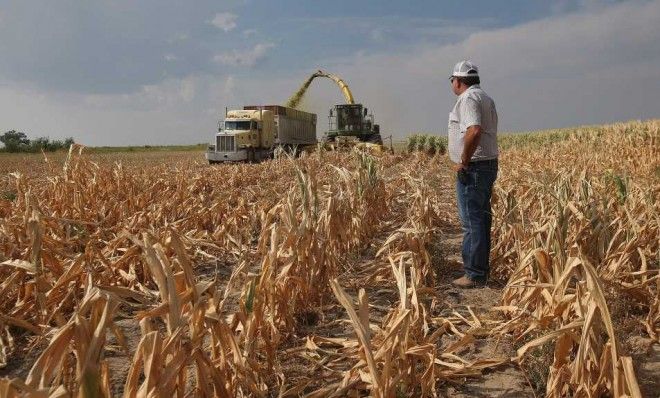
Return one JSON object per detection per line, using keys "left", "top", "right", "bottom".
{"left": 326, "top": 103, "right": 382, "bottom": 145}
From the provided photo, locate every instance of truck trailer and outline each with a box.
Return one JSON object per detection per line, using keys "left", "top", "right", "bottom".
{"left": 206, "top": 105, "right": 317, "bottom": 163}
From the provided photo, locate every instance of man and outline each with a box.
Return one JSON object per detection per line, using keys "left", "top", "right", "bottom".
{"left": 447, "top": 60, "right": 499, "bottom": 288}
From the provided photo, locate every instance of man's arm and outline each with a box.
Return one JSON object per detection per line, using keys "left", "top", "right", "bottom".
{"left": 461, "top": 125, "right": 483, "bottom": 166}
{"left": 455, "top": 95, "right": 483, "bottom": 171}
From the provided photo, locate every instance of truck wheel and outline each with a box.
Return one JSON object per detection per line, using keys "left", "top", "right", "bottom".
{"left": 244, "top": 148, "right": 251, "bottom": 163}
{"left": 250, "top": 148, "right": 260, "bottom": 163}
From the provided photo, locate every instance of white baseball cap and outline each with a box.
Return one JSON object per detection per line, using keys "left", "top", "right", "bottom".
{"left": 450, "top": 60, "right": 479, "bottom": 78}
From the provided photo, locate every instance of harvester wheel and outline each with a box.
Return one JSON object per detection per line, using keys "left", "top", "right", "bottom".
{"left": 366, "top": 134, "right": 383, "bottom": 145}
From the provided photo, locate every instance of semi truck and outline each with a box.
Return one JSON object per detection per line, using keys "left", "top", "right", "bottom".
{"left": 206, "top": 105, "right": 317, "bottom": 163}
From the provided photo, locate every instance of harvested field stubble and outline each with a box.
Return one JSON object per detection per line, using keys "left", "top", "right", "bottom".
{"left": 0, "top": 120, "right": 657, "bottom": 397}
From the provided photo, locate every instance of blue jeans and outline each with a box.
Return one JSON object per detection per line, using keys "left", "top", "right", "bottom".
{"left": 456, "top": 159, "right": 498, "bottom": 282}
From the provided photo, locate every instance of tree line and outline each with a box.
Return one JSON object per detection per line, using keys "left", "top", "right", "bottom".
{"left": 0, "top": 130, "right": 75, "bottom": 153}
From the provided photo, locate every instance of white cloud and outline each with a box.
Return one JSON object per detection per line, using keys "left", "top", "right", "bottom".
{"left": 552, "top": 0, "right": 621, "bottom": 14}
{"left": 213, "top": 43, "right": 275, "bottom": 67}
{"left": 179, "top": 79, "right": 196, "bottom": 103}
{"left": 167, "top": 32, "right": 189, "bottom": 43}
{"left": 223, "top": 76, "right": 236, "bottom": 96}
{"left": 164, "top": 54, "right": 177, "bottom": 62}
{"left": 205, "top": 76, "right": 237, "bottom": 116}
{"left": 81, "top": 76, "right": 199, "bottom": 111}
{"left": 369, "top": 28, "right": 384, "bottom": 41}
{"left": 293, "top": 15, "right": 497, "bottom": 45}
{"left": 449, "top": 2, "right": 660, "bottom": 79}
{"left": 242, "top": 29, "right": 258, "bottom": 37}
{"left": 210, "top": 12, "right": 238, "bottom": 32}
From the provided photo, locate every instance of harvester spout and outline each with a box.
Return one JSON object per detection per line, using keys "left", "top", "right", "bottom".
{"left": 286, "top": 70, "right": 355, "bottom": 108}
{"left": 315, "top": 71, "right": 355, "bottom": 105}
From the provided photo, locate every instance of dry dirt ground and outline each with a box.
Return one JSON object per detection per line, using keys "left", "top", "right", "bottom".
{"left": 435, "top": 232, "right": 535, "bottom": 397}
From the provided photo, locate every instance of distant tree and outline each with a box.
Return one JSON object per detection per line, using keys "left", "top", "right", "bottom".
{"left": 47, "top": 139, "right": 63, "bottom": 151}
{"left": 32, "top": 137, "right": 76, "bottom": 152}
{"left": 0, "top": 131, "right": 75, "bottom": 152}
{"left": 31, "top": 137, "right": 50, "bottom": 151}
{"left": 0, "top": 130, "right": 30, "bottom": 152}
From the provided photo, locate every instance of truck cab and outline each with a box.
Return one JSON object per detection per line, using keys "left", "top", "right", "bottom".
{"left": 206, "top": 109, "right": 275, "bottom": 163}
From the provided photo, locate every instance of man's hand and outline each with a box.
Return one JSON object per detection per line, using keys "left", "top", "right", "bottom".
{"left": 453, "top": 163, "right": 467, "bottom": 172}
{"left": 459, "top": 125, "right": 482, "bottom": 167}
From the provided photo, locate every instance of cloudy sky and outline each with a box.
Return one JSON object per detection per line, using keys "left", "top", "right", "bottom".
{"left": 0, "top": 0, "right": 658, "bottom": 146}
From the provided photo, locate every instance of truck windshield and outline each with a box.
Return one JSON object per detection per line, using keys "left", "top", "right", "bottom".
{"left": 224, "top": 121, "right": 252, "bottom": 130}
